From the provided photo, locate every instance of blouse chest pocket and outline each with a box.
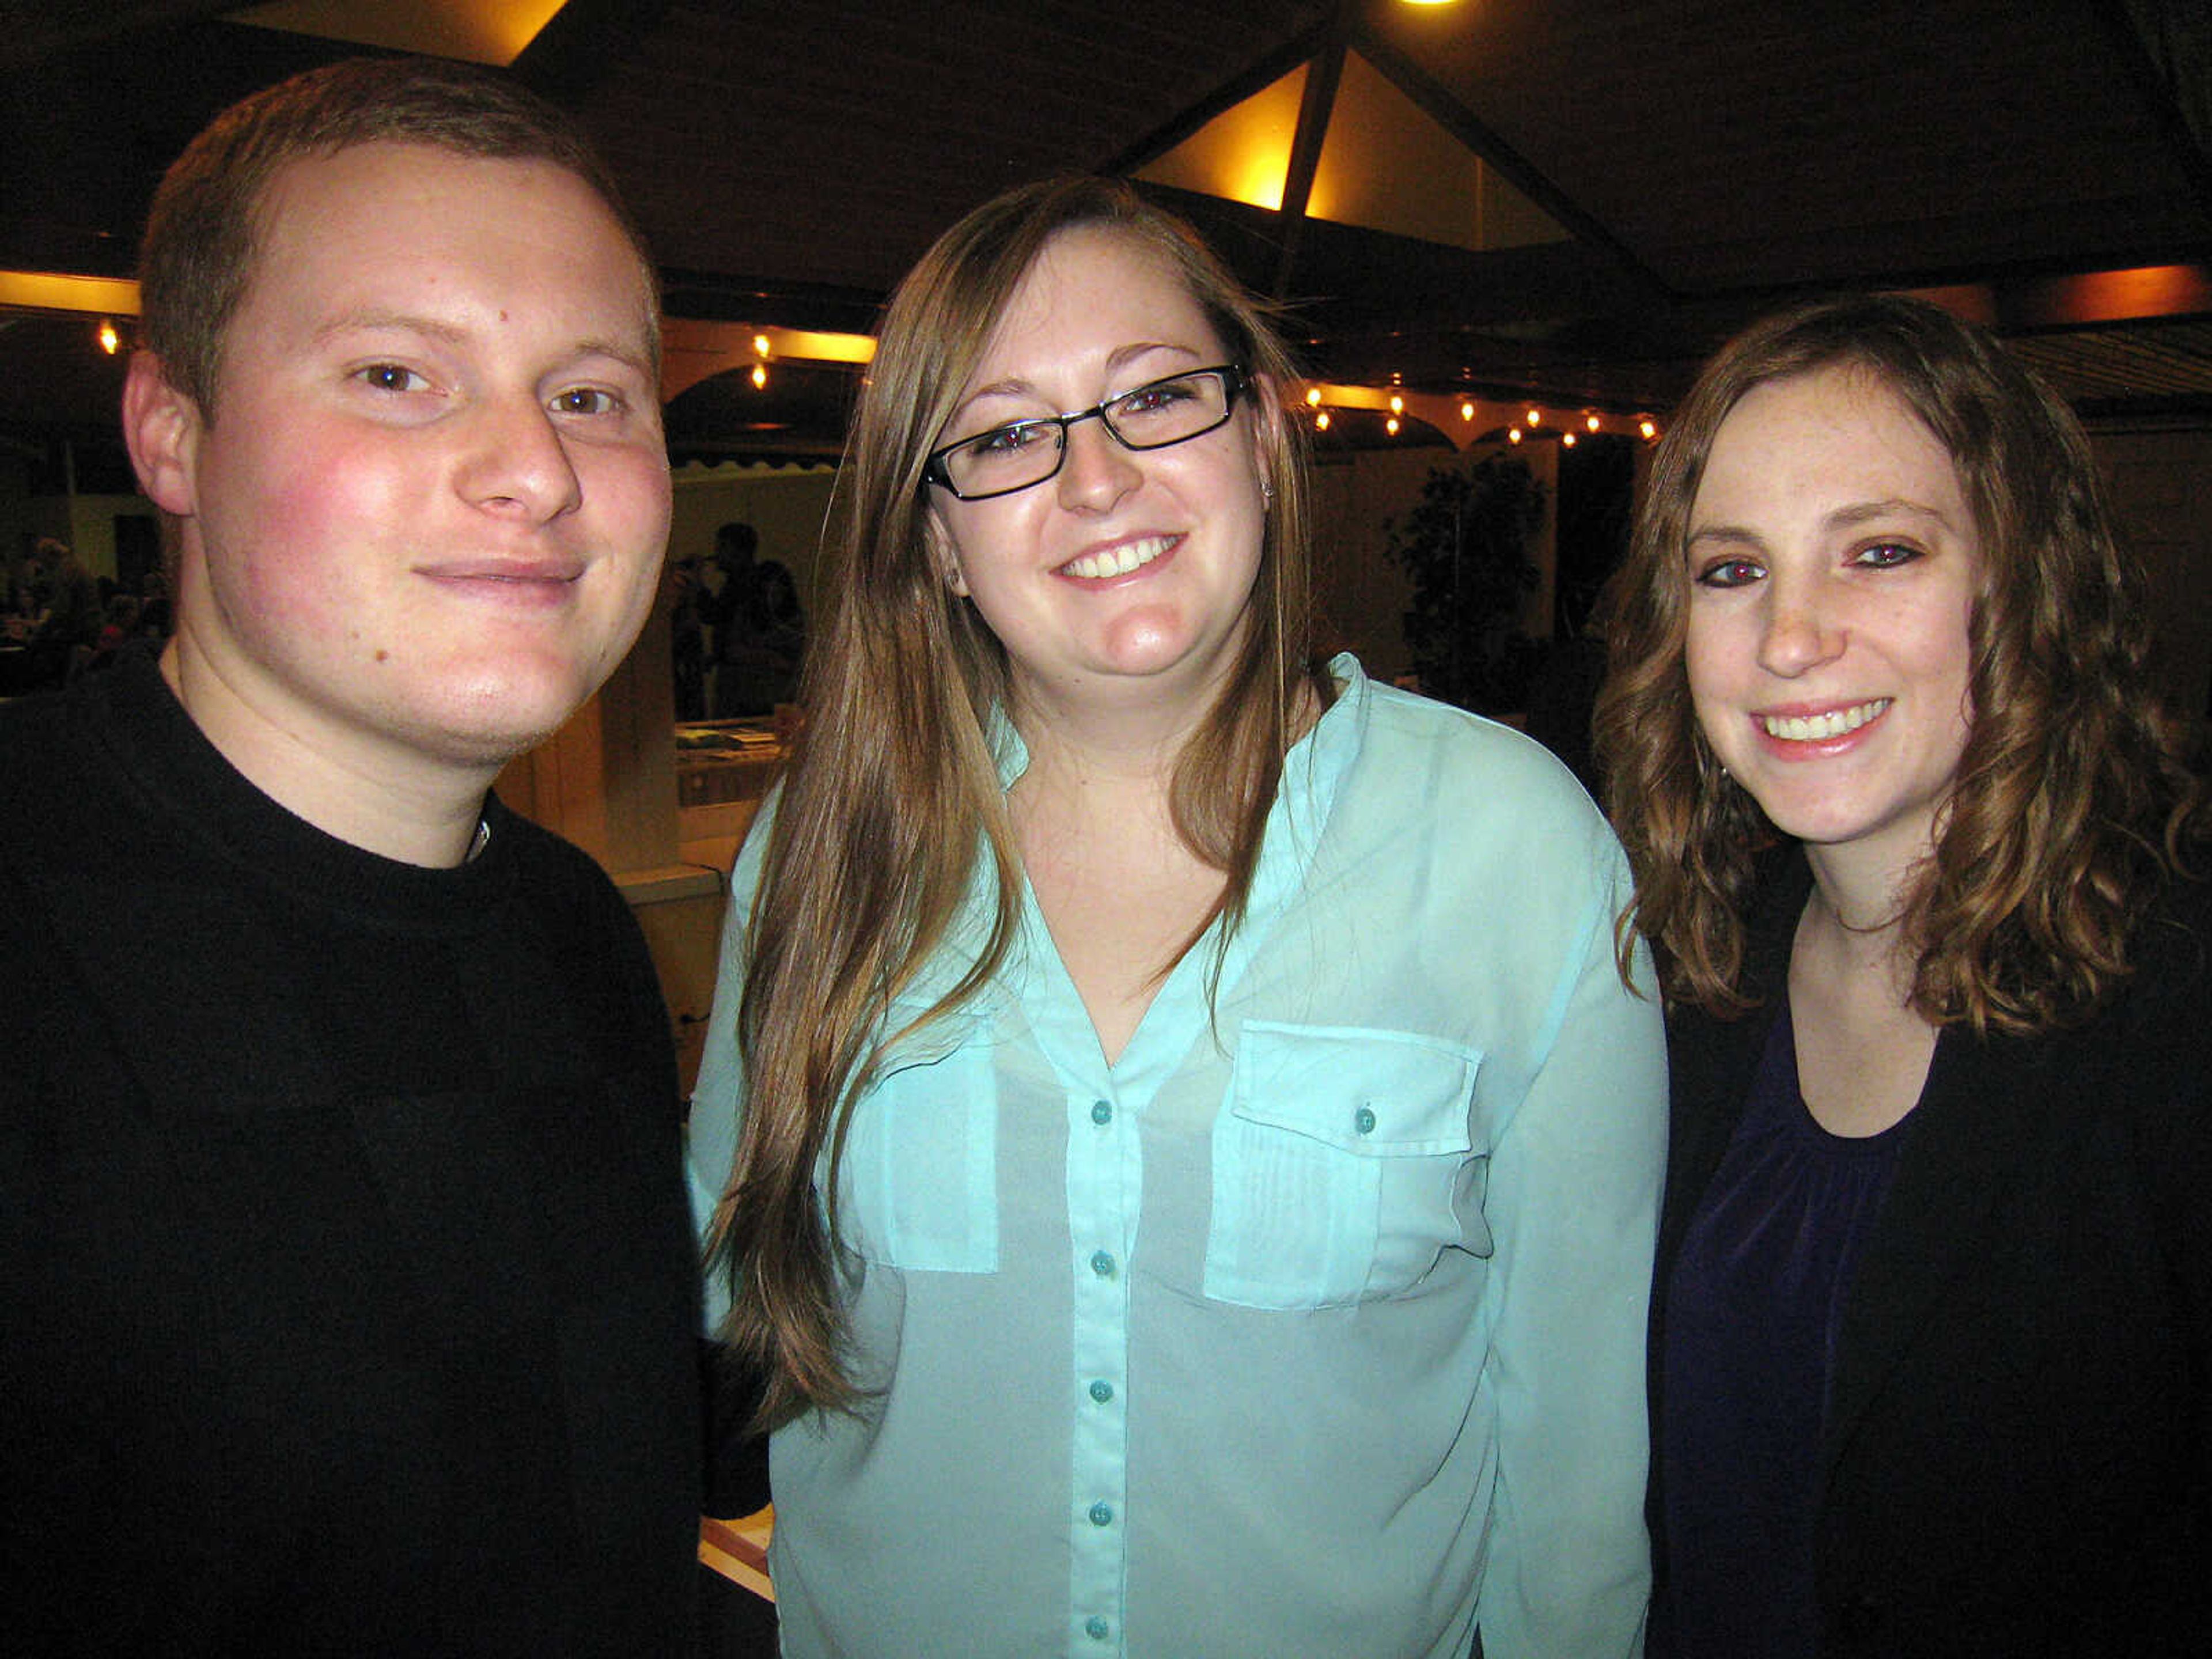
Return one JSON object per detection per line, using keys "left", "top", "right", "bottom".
{"left": 831, "top": 1037, "right": 999, "bottom": 1274}
{"left": 1204, "top": 1021, "right": 1480, "bottom": 1310}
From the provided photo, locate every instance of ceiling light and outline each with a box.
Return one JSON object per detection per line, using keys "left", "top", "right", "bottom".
{"left": 1315, "top": 410, "right": 1331, "bottom": 430}
{"left": 1525, "top": 408, "right": 1541, "bottom": 426}
{"left": 749, "top": 363, "right": 768, "bottom": 389}
{"left": 1585, "top": 412, "right": 1601, "bottom": 433}
{"left": 1460, "top": 402, "right": 1475, "bottom": 422}
{"left": 1508, "top": 427, "right": 1522, "bottom": 444}
{"left": 97, "top": 318, "right": 120, "bottom": 355}
{"left": 1305, "top": 387, "right": 1322, "bottom": 406}
{"left": 1385, "top": 416, "right": 1400, "bottom": 435}
{"left": 1638, "top": 417, "right": 1658, "bottom": 441}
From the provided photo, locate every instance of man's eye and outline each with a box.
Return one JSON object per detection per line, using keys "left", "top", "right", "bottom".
{"left": 355, "top": 363, "right": 426, "bottom": 393}
{"left": 551, "top": 388, "right": 619, "bottom": 416}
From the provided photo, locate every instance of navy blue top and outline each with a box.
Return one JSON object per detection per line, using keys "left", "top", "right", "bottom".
{"left": 1660, "top": 998, "right": 1910, "bottom": 1658}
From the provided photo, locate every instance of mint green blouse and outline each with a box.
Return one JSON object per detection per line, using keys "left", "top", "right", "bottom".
{"left": 688, "top": 656, "right": 1664, "bottom": 1657}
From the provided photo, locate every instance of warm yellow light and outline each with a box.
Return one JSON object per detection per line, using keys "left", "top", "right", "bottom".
{"left": 1526, "top": 408, "right": 1541, "bottom": 426}
{"left": 1305, "top": 387, "right": 1322, "bottom": 407}
{"left": 1315, "top": 410, "right": 1331, "bottom": 431}
{"left": 752, "top": 334, "right": 771, "bottom": 357}
{"left": 1508, "top": 427, "right": 1522, "bottom": 444}
{"left": 1585, "top": 412, "right": 1601, "bottom": 433}
{"left": 749, "top": 363, "right": 768, "bottom": 390}
{"left": 97, "top": 318, "right": 121, "bottom": 355}
{"left": 1388, "top": 393, "right": 1404, "bottom": 415}
{"left": 1460, "top": 401, "right": 1475, "bottom": 422}
{"left": 1639, "top": 418, "right": 1658, "bottom": 441}
{"left": 1562, "top": 431, "right": 1577, "bottom": 447}
{"left": 1385, "top": 416, "right": 1400, "bottom": 436}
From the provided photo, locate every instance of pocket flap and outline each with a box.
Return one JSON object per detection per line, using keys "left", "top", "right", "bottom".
{"left": 1231, "top": 1021, "right": 1479, "bottom": 1156}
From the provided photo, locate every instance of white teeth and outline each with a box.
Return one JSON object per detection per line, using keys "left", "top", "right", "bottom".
{"left": 1063, "top": 535, "right": 1173, "bottom": 580}
{"left": 1763, "top": 699, "right": 1891, "bottom": 741}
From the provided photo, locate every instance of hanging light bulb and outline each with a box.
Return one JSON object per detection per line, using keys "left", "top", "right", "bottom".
{"left": 752, "top": 334, "right": 771, "bottom": 358}
{"left": 1585, "top": 412, "right": 1601, "bottom": 433}
{"left": 749, "top": 362, "right": 768, "bottom": 390}
{"left": 1314, "top": 410, "right": 1331, "bottom": 431}
{"left": 97, "top": 318, "right": 122, "bottom": 355}
{"left": 1460, "top": 401, "right": 1475, "bottom": 422}
{"left": 1305, "top": 386, "right": 1322, "bottom": 407}
{"left": 1508, "top": 427, "right": 1522, "bottom": 444}
{"left": 1638, "top": 416, "right": 1658, "bottom": 441}
{"left": 1385, "top": 416, "right": 1400, "bottom": 436}
{"left": 1525, "top": 408, "right": 1541, "bottom": 427}
{"left": 1562, "top": 431, "right": 1577, "bottom": 448}
{"left": 1389, "top": 393, "right": 1404, "bottom": 415}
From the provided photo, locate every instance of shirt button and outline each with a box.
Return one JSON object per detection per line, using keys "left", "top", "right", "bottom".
{"left": 1354, "top": 1105, "right": 1377, "bottom": 1135}
{"left": 1088, "top": 1501, "right": 1114, "bottom": 1527}
{"left": 1085, "top": 1616, "right": 1111, "bottom": 1641}
{"left": 1090, "top": 1249, "right": 1116, "bottom": 1278}
{"left": 1089, "top": 1379, "right": 1114, "bottom": 1404}
{"left": 1090, "top": 1100, "right": 1113, "bottom": 1125}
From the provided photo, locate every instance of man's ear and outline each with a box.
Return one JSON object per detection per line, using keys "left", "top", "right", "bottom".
{"left": 122, "top": 351, "right": 202, "bottom": 517}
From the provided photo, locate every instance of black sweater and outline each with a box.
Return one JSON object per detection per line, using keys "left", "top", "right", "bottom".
{"left": 2, "top": 658, "right": 702, "bottom": 1656}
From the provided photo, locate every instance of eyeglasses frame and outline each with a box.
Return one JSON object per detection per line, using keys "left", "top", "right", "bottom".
{"left": 922, "top": 363, "right": 1249, "bottom": 501}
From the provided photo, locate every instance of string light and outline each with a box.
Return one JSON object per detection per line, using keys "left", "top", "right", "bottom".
{"left": 749, "top": 362, "right": 768, "bottom": 389}
{"left": 1460, "top": 401, "right": 1475, "bottom": 422}
{"left": 1638, "top": 416, "right": 1658, "bottom": 441}
{"left": 1388, "top": 393, "right": 1404, "bottom": 415}
{"left": 1385, "top": 416, "right": 1400, "bottom": 436}
{"left": 1508, "top": 427, "right": 1522, "bottom": 444}
{"left": 1562, "top": 431, "right": 1577, "bottom": 447}
{"left": 1305, "top": 387, "right": 1322, "bottom": 407}
{"left": 97, "top": 318, "right": 121, "bottom": 355}
{"left": 1585, "top": 412, "right": 1601, "bottom": 433}
{"left": 1315, "top": 410, "right": 1331, "bottom": 431}
{"left": 1525, "top": 408, "right": 1541, "bottom": 427}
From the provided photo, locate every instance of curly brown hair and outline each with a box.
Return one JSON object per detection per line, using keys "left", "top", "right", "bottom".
{"left": 1595, "top": 293, "right": 2202, "bottom": 1032}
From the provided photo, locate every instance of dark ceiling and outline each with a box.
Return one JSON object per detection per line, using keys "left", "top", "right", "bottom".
{"left": 2, "top": 0, "right": 2209, "bottom": 463}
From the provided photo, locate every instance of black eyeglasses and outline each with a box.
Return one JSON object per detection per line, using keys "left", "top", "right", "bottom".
{"left": 923, "top": 365, "right": 1248, "bottom": 501}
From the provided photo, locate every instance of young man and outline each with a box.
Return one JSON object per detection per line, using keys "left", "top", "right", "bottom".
{"left": 1, "top": 59, "right": 701, "bottom": 1652}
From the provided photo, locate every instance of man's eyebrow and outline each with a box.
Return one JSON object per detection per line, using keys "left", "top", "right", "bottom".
{"left": 313, "top": 309, "right": 468, "bottom": 347}
{"left": 310, "top": 312, "right": 656, "bottom": 376}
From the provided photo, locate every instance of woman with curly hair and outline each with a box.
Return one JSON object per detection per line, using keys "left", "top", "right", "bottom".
{"left": 1597, "top": 293, "right": 2209, "bottom": 1657}
{"left": 688, "top": 177, "right": 1666, "bottom": 1657}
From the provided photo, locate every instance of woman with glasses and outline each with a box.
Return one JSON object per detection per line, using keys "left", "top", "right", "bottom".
{"left": 690, "top": 177, "right": 1664, "bottom": 1658}
{"left": 1597, "top": 295, "right": 2210, "bottom": 1656}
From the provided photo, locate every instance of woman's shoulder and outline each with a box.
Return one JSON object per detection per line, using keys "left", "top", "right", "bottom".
{"left": 1353, "top": 675, "right": 1603, "bottom": 824}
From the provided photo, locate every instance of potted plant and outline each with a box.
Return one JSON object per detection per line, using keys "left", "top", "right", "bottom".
{"left": 1382, "top": 450, "right": 1548, "bottom": 713}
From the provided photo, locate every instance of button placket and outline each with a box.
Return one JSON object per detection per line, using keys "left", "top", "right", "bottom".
{"left": 1066, "top": 1084, "right": 1135, "bottom": 1655}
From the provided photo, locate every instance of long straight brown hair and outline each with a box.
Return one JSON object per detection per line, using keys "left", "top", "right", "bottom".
{"left": 707, "top": 179, "right": 1329, "bottom": 1430}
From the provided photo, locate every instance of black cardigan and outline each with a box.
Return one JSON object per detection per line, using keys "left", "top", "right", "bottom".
{"left": 1650, "top": 850, "right": 2212, "bottom": 1657}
